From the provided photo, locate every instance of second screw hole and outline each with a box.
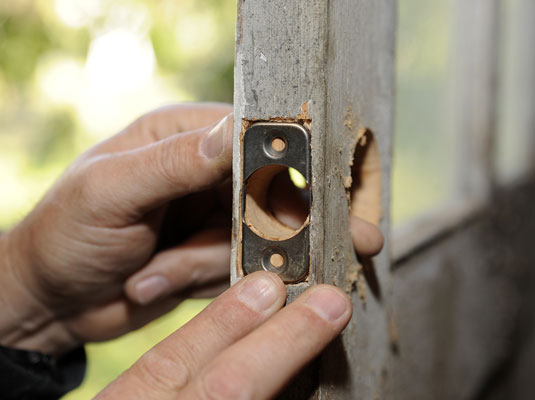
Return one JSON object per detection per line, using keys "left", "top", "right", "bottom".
{"left": 269, "top": 253, "right": 285, "bottom": 268}
{"left": 271, "top": 137, "right": 286, "bottom": 152}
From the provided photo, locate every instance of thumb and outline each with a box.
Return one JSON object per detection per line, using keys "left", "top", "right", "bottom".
{"left": 80, "top": 113, "right": 233, "bottom": 224}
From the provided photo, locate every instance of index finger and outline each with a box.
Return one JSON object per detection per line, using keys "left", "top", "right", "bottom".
{"left": 95, "top": 272, "right": 286, "bottom": 399}
{"left": 181, "top": 285, "right": 352, "bottom": 399}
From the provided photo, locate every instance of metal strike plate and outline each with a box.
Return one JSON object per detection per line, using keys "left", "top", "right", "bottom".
{"left": 241, "top": 122, "right": 311, "bottom": 283}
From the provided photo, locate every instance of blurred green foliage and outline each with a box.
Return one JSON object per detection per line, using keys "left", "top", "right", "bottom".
{"left": 0, "top": 10, "right": 89, "bottom": 84}
{"left": 0, "top": 0, "right": 236, "bottom": 230}
{"left": 0, "top": 1, "right": 236, "bottom": 398}
{"left": 148, "top": 0, "right": 235, "bottom": 102}
{"left": 0, "top": 14, "right": 52, "bottom": 84}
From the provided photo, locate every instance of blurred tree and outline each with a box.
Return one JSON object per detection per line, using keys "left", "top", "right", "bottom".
{"left": 0, "top": 2, "right": 236, "bottom": 398}
{"left": 0, "top": 12, "right": 51, "bottom": 85}
{"left": 0, "top": 8, "right": 89, "bottom": 88}
{"left": 29, "top": 109, "right": 77, "bottom": 167}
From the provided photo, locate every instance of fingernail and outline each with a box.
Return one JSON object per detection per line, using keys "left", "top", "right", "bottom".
{"left": 305, "top": 287, "right": 349, "bottom": 321}
{"left": 237, "top": 275, "right": 279, "bottom": 313}
{"left": 135, "top": 275, "right": 171, "bottom": 305}
{"left": 201, "top": 114, "right": 232, "bottom": 159}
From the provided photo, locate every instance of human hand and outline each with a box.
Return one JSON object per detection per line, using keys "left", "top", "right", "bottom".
{"left": 96, "top": 271, "right": 352, "bottom": 400}
{"left": 0, "top": 103, "right": 383, "bottom": 357}
{"left": 0, "top": 104, "right": 235, "bottom": 355}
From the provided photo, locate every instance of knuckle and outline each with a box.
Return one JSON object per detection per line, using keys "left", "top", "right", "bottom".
{"left": 71, "top": 157, "right": 123, "bottom": 224}
{"left": 134, "top": 112, "right": 160, "bottom": 142}
{"left": 175, "top": 248, "right": 196, "bottom": 270}
{"left": 203, "top": 298, "right": 259, "bottom": 341}
{"left": 81, "top": 161, "right": 102, "bottom": 194}
{"left": 278, "top": 306, "right": 331, "bottom": 344}
{"left": 73, "top": 159, "right": 106, "bottom": 209}
{"left": 155, "top": 138, "right": 187, "bottom": 187}
{"left": 134, "top": 343, "right": 195, "bottom": 392}
{"left": 155, "top": 133, "right": 208, "bottom": 190}
{"left": 198, "top": 363, "right": 252, "bottom": 400}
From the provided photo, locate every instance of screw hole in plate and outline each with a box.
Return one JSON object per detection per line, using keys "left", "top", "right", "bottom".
{"left": 262, "top": 247, "right": 288, "bottom": 273}
{"left": 271, "top": 137, "right": 286, "bottom": 152}
{"left": 263, "top": 133, "right": 287, "bottom": 159}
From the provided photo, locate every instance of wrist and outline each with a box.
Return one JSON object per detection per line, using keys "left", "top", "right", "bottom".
{"left": 0, "top": 227, "right": 77, "bottom": 356}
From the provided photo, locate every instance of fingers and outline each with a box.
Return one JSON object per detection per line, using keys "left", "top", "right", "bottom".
{"left": 90, "top": 103, "right": 233, "bottom": 155}
{"left": 77, "top": 113, "right": 233, "bottom": 225}
{"left": 264, "top": 169, "right": 384, "bottom": 256}
{"left": 97, "top": 271, "right": 286, "bottom": 399}
{"left": 125, "top": 228, "right": 231, "bottom": 305}
{"left": 264, "top": 168, "right": 384, "bottom": 258}
{"left": 139, "top": 103, "right": 233, "bottom": 140}
{"left": 180, "top": 285, "right": 352, "bottom": 399}
{"left": 97, "top": 277, "right": 351, "bottom": 400}
{"left": 349, "top": 215, "right": 384, "bottom": 256}
{"left": 186, "top": 278, "right": 230, "bottom": 299}
{"left": 64, "top": 295, "right": 184, "bottom": 343}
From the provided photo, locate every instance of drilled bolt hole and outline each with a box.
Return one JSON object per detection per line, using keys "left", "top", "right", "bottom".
{"left": 245, "top": 165, "right": 310, "bottom": 240}
{"left": 271, "top": 137, "right": 286, "bottom": 152}
{"left": 269, "top": 253, "right": 285, "bottom": 268}
{"left": 261, "top": 247, "right": 288, "bottom": 273}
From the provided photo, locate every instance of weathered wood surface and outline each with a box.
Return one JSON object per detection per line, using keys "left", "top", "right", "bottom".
{"left": 319, "top": 1, "right": 395, "bottom": 398}
{"left": 231, "top": 0, "right": 330, "bottom": 302}
{"left": 387, "top": 180, "right": 535, "bottom": 400}
{"left": 231, "top": 0, "right": 396, "bottom": 398}
{"left": 385, "top": 1, "right": 535, "bottom": 398}
{"left": 231, "top": 0, "right": 534, "bottom": 398}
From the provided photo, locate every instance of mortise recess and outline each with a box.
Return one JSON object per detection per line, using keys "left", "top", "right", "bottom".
{"left": 343, "top": 127, "right": 382, "bottom": 299}
{"left": 347, "top": 128, "right": 382, "bottom": 225}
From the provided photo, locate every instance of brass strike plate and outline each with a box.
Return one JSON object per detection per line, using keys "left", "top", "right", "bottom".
{"left": 239, "top": 122, "right": 311, "bottom": 283}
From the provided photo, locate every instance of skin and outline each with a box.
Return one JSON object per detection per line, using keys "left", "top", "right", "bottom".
{"left": 0, "top": 103, "right": 383, "bottom": 398}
